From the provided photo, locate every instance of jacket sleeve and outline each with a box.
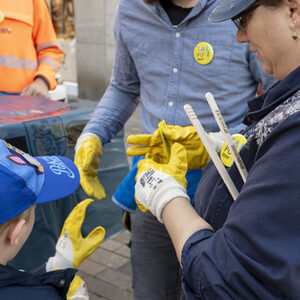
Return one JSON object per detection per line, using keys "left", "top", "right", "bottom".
{"left": 181, "top": 113, "right": 300, "bottom": 299}
{"left": 82, "top": 7, "right": 140, "bottom": 144}
{"left": 32, "top": 0, "right": 64, "bottom": 90}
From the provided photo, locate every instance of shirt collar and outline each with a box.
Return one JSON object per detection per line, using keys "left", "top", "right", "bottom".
{"left": 155, "top": 0, "right": 208, "bottom": 26}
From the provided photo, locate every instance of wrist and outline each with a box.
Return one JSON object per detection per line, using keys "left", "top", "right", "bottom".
{"left": 135, "top": 170, "right": 189, "bottom": 223}
{"left": 34, "top": 75, "right": 50, "bottom": 90}
{"left": 155, "top": 184, "right": 190, "bottom": 223}
{"left": 208, "top": 131, "right": 225, "bottom": 152}
{"left": 46, "top": 251, "right": 73, "bottom": 271}
{"left": 75, "top": 132, "right": 101, "bottom": 152}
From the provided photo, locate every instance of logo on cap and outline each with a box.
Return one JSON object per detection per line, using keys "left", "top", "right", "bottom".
{"left": 41, "top": 156, "right": 75, "bottom": 178}
{"left": 4, "top": 140, "right": 44, "bottom": 175}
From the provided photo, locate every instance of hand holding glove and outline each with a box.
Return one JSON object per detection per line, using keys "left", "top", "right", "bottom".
{"left": 135, "top": 143, "right": 190, "bottom": 222}
{"left": 127, "top": 121, "right": 210, "bottom": 169}
{"left": 67, "top": 275, "right": 89, "bottom": 300}
{"left": 46, "top": 199, "right": 105, "bottom": 271}
{"left": 75, "top": 133, "right": 106, "bottom": 200}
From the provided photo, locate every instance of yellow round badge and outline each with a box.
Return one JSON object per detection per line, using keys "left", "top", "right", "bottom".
{"left": 194, "top": 42, "right": 214, "bottom": 65}
{"left": 221, "top": 134, "right": 247, "bottom": 167}
{"left": 0, "top": 11, "right": 4, "bottom": 23}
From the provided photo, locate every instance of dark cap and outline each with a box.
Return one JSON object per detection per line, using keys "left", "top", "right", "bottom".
{"left": 209, "top": 0, "right": 256, "bottom": 22}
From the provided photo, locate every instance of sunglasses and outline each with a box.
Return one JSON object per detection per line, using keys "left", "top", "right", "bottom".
{"left": 231, "top": 3, "right": 261, "bottom": 30}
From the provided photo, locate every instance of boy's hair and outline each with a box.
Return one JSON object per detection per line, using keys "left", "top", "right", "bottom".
{"left": 0, "top": 206, "right": 34, "bottom": 234}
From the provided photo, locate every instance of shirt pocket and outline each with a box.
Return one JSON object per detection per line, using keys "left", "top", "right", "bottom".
{"left": 3, "top": 2, "right": 33, "bottom": 27}
{"left": 185, "top": 29, "right": 236, "bottom": 77}
{"left": 2, "top": 0, "right": 33, "bottom": 26}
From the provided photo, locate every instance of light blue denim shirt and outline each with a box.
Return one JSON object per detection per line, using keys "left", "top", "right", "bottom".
{"left": 83, "top": 0, "right": 276, "bottom": 144}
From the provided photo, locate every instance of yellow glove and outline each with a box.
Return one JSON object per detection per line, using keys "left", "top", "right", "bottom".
{"left": 135, "top": 143, "right": 190, "bottom": 222}
{"left": 75, "top": 132, "right": 106, "bottom": 200}
{"left": 67, "top": 275, "right": 89, "bottom": 300}
{"left": 127, "top": 121, "right": 210, "bottom": 169}
{"left": 46, "top": 199, "right": 106, "bottom": 270}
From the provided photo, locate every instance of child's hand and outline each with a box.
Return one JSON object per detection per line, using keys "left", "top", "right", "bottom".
{"left": 46, "top": 199, "right": 105, "bottom": 270}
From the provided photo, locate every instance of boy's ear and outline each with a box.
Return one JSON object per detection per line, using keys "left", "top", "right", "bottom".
{"left": 7, "top": 219, "right": 26, "bottom": 246}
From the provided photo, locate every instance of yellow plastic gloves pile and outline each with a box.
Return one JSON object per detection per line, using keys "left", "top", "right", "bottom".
{"left": 127, "top": 121, "right": 210, "bottom": 169}
{"left": 129, "top": 121, "right": 210, "bottom": 218}
{"left": 131, "top": 121, "right": 247, "bottom": 217}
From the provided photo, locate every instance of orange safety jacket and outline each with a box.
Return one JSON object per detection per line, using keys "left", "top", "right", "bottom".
{"left": 0, "top": 0, "right": 64, "bottom": 92}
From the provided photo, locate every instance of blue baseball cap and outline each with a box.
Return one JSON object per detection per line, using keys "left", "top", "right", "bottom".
{"left": 0, "top": 139, "right": 80, "bottom": 224}
{"left": 209, "top": 0, "right": 256, "bottom": 22}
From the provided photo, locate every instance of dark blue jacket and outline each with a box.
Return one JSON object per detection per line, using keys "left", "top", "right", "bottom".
{"left": 0, "top": 264, "right": 76, "bottom": 299}
{"left": 182, "top": 66, "right": 300, "bottom": 299}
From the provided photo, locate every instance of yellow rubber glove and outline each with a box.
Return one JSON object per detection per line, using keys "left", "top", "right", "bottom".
{"left": 46, "top": 199, "right": 106, "bottom": 270}
{"left": 67, "top": 275, "right": 89, "bottom": 300}
{"left": 75, "top": 133, "right": 106, "bottom": 200}
{"left": 127, "top": 121, "right": 210, "bottom": 169}
{"left": 135, "top": 143, "right": 190, "bottom": 222}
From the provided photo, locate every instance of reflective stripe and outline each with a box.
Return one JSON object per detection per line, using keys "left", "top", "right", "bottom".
{"left": 38, "top": 57, "right": 58, "bottom": 70}
{"left": 0, "top": 55, "right": 37, "bottom": 70}
{"left": 36, "top": 41, "right": 62, "bottom": 52}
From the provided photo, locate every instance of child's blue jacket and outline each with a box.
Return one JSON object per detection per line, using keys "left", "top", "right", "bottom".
{"left": 0, "top": 264, "right": 76, "bottom": 299}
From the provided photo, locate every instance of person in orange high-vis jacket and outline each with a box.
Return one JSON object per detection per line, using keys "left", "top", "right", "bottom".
{"left": 0, "top": 0, "right": 64, "bottom": 97}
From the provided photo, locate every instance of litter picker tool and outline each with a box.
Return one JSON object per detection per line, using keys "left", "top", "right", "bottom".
{"left": 184, "top": 104, "right": 239, "bottom": 200}
{"left": 205, "top": 92, "right": 248, "bottom": 183}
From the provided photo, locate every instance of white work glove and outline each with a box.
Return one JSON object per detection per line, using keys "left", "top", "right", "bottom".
{"left": 135, "top": 143, "right": 190, "bottom": 223}
{"left": 46, "top": 199, "right": 105, "bottom": 271}
{"left": 208, "top": 131, "right": 225, "bottom": 153}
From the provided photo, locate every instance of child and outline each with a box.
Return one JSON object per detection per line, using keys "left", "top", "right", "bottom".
{"left": 0, "top": 139, "right": 104, "bottom": 299}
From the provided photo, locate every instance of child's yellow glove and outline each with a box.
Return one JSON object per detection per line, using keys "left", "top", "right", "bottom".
{"left": 46, "top": 199, "right": 105, "bottom": 270}
{"left": 67, "top": 275, "right": 89, "bottom": 300}
{"left": 135, "top": 143, "right": 190, "bottom": 222}
{"left": 75, "top": 133, "right": 106, "bottom": 200}
{"left": 127, "top": 121, "right": 210, "bottom": 169}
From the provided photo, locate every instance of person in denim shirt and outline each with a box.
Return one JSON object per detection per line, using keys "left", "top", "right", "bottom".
{"left": 74, "top": 0, "right": 276, "bottom": 298}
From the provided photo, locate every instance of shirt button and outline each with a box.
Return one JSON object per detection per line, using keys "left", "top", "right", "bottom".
{"left": 175, "top": 32, "right": 181, "bottom": 38}
{"left": 168, "top": 101, "right": 174, "bottom": 107}
{"left": 173, "top": 68, "right": 178, "bottom": 73}
{"left": 58, "top": 279, "right": 65, "bottom": 287}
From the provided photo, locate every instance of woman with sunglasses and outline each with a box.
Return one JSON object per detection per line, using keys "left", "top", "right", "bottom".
{"left": 134, "top": 0, "right": 300, "bottom": 299}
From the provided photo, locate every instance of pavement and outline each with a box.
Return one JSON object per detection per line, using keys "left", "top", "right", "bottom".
{"left": 78, "top": 104, "right": 142, "bottom": 300}
{"left": 78, "top": 230, "right": 133, "bottom": 300}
